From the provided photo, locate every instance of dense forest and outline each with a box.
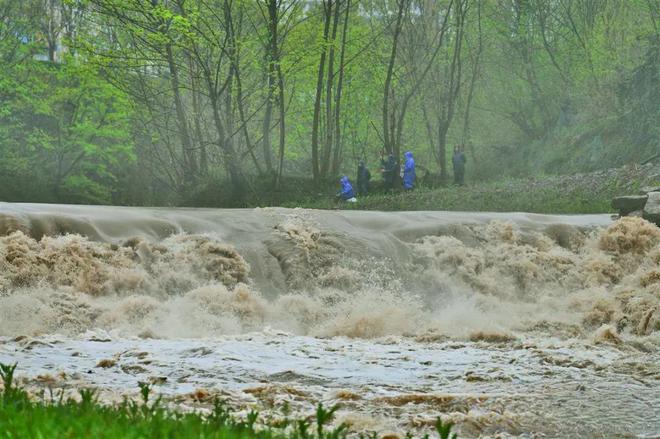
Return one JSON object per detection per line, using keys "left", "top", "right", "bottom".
{"left": 0, "top": 0, "right": 657, "bottom": 206}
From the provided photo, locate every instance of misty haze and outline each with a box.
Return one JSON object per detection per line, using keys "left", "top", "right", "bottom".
{"left": 0, "top": 1, "right": 658, "bottom": 438}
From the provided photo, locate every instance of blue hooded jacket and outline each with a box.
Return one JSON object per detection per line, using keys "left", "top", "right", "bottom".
{"left": 339, "top": 176, "right": 355, "bottom": 200}
{"left": 403, "top": 151, "right": 416, "bottom": 189}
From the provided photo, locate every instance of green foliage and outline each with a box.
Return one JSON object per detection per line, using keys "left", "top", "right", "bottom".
{"left": 315, "top": 403, "right": 344, "bottom": 438}
{"left": 0, "top": 55, "right": 135, "bottom": 203}
{"left": 0, "top": 0, "right": 656, "bottom": 206}
{"left": 0, "top": 363, "right": 460, "bottom": 438}
{"left": 138, "top": 381, "right": 151, "bottom": 405}
{"left": 78, "top": 388, "right": 98, "bottom": 408}
{"left": 0, "top": 363, "right": 17, "bottom": 401}
{"left": 435, "top": 419, "right": 457, "bottom": 439}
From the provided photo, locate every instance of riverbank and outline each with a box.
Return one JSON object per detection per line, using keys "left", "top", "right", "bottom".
{"left": 277, "top": 163, "right": 659, "bottom": 213}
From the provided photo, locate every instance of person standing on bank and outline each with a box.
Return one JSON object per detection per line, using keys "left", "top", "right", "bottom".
{"left": 380, "top": 152, "right": 396, "bottom": 192}
{"left": 356, "top": 160, "right": 371, "bottom": 196}
{"left": 402, "top": 151, "right": 416, "bottom": 190}
{"left": 452, "top": 145, "right": 467, "bottom": 186}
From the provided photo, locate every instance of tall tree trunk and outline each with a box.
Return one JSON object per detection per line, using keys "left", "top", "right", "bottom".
{"left": 261, "top": 87, "right": 274, "bottom": 172}
{"left": 435, "top": 0, "right": 465, "bottom": 180}
{"left": 210, "top": 92, "right": 244, "bottom": 198}
{"left": 311, "top": 0, "right": 333, "bottom": 182}
{"left": 275, "top": 62, "right": 286, "bottom": 188}
{"left": 190, "top": 63, "right": 208, "bottom": 175}
{"left": 382, "top": 0, "right": 407, "bottom": 156}
{"left": 462, "top": 0, "right": 482, "bottom": 163}
{"left": 261, "top": 0, "right": 280, "bottom": 173}
{"left": 235, "top": 67, "right": 262, "bottom": 175}
{"left": 437, "top": 120, "right": 449, "bottom": 180}
{"left": 321, "top": 0, "right": 342, "bottom": 178}
{"left": 257, "top": 0, "right": 288, "bottom": 188}
{"left": 227, "top": 1, "right": 262, "bottom": 176}
{"left": 165, "top": 43, "right": 196, "bottom": 189}
{"left": 331, "top": 0, "right": 351, "bottom": 176}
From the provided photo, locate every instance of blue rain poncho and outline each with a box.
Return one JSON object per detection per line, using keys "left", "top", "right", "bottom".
{"left": 402, "top": 151, "right": 416, "bottom": 190}
{"left": 338, "top": 176, "right": 355, "bottom": 200}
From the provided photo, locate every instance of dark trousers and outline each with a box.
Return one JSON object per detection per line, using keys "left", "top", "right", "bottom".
{"left": 383, "top": 175, "right": 394, "bottom": 191}
{"left": 453, "top": 167, "right": 465, "bottom": 185}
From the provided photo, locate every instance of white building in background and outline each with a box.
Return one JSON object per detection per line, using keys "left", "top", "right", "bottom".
{"left": 29, "top": 0, "right": 81, "bottom": 64}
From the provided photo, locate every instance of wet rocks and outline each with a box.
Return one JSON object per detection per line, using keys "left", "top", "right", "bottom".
{"left": 643, "top": 191, "right": 660, "bottom": 225}
{"left": 611, "top": 195, "right": 648, "bottom": 215}
{"left": 639, "top": 186, "right": 660, "bottom": 195}
{"left": 612, "top": 190, "right": 660, "bottom": 227}
{"left": 608, "top": 163, "right": 660, "bottom": 224}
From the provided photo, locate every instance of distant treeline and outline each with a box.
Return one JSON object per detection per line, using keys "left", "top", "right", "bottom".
{"left": 0, "top": 0, "right": 657, "bottom": 205}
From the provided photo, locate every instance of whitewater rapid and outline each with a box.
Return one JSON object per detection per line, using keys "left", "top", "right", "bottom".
{"left": 0, "top": 203, "right": 658, "bottom": 437}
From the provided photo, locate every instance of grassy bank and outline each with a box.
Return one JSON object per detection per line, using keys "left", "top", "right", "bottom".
{"left": 186, "top": 163, "right": 657, "bottom": 213}
{"left": 282, "top": 182, "right": 611, "bottom": 213}
{"left": 278, "top": 165, "right": 657, "bottom": 213}
{"left": 0, "top": 364, "right": 457, "bottom": 439}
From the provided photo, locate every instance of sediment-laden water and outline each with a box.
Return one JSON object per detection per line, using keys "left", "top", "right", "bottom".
{"left": 0, "top": 203, "right": 658, "bottom": 437}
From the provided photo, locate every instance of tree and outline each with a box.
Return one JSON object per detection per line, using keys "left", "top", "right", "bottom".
{"left": 255, "top": 0, "right": 302, "bottom": 187}
{"left": 381, "top": 0, "right": 453, "bottom": 178}
{"left": 1, "top": 0, "right": 657, "bottom": 205}
{"left": 0, "top": 59, "right": 134, "bottom": 203}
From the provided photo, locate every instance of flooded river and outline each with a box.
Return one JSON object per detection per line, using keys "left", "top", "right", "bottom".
{"left": 0, "top": 204, "right": 658, "bottom": 437}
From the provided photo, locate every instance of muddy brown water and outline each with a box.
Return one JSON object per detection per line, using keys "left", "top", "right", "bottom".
{"left": 0, "top": 203, "right": 658, "bottom": 437}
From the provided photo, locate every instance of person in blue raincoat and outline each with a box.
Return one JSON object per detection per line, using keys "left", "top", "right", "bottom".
{"left": 336, "top": 175, "right": 356, "bottom": 202}
{"left": 402, "top": 151, "right": 416, "bottom": 190}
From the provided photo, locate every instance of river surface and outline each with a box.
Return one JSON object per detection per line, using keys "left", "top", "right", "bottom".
{"left": 0, "top": 203, "right": 658, "bottom": 437}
